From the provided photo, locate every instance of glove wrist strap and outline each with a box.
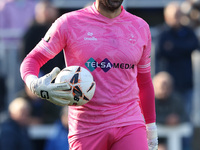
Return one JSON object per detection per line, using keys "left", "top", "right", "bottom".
{"left": 25, "top": 75, "right": 38, "bottom": 91}
{"left": 146, "top": 122, "right": 156, "bottom": 128}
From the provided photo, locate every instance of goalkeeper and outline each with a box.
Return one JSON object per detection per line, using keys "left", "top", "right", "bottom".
{"left": 20, "top": 0, "right": 158, "bottom": 149}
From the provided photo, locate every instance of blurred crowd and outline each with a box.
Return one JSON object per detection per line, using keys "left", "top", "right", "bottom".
{"left": 154, "top": 1, "right": 200, "bottom": 150}
{"left": 0, "top": 0, "right": 200, "bottom": 150}
{"left": 0, "top": 0, "right": 67, "bottom": 150}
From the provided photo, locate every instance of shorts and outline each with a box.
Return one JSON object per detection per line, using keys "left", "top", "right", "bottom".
{"left": 69, "top": 124, "right": 148, "bottom": 150}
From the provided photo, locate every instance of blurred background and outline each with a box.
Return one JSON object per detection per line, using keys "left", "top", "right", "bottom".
{"left": 0, "top": 0, "right": 200, "bottom": 150}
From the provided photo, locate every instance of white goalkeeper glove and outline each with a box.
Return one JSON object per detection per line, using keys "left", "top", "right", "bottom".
{"left": 146, "top": 122, "right": 158, "bottom": 150}
{"left": 25, "top": 67, "right": 73, "bottom": 106}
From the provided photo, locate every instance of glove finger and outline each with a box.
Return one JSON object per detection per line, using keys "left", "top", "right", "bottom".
{"left": 49, "top": 67, "right": 61, "bottom": 82}
{"left": 51, "top": 82, "right": 71, "bottom": 91}
{"left": 51, "top": 90, "right": 73, "bottom": 100}
{"left": 48, "top": 97, "right": 70, "bottom": 106}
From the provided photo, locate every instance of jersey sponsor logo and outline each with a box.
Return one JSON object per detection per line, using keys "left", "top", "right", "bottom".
{"left": 85, "top": 58, "right": 134, "bottom": 72}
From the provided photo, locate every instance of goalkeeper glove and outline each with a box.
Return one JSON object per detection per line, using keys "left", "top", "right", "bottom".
{"left": 25, "top": 67, "right": 73, "bottom": 106}
{"left": 146, "top": 122, "right": 158, "bottom": 150}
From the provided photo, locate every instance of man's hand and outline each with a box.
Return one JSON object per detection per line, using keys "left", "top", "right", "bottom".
{"left": 146, "top": 122, "right": 158, "bottom": 150}
{"left": 26, "top": 67, "right": 73, "bottom": 106}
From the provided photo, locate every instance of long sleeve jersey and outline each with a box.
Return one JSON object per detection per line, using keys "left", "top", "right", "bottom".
{"left": 20, "top": 3, "right": 155, "bottom": 141}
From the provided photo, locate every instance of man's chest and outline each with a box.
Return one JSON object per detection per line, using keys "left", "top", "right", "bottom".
{"left": 64, "top": 21, "right": 145, "bottom": 67}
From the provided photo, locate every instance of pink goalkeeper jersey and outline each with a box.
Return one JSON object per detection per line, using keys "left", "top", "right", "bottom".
{"left": 24, "top": 3, "right": 152, "bottom": 141}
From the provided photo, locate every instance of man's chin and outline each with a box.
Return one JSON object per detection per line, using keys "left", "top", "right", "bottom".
{"left": 108, "top": 3, "right": 121, "bottom": 11}
{"left": 107, "top": 0, "right": 123, "bottom": 10}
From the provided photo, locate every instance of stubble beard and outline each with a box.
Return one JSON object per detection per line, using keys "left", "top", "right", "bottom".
{"left": 101, "top": 0, "right": 123, "bottom": 12}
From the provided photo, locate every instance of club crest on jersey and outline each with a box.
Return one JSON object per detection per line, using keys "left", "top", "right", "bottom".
{"left": 129, "top": 34, "right": 137, "bottom": 44}
{"left": 85, "top": 58, "right": 134, "bottom": 73}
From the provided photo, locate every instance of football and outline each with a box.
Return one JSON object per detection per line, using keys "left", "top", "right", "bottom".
{"left": 55, "top": 66, "right": 96, "bottom": 106}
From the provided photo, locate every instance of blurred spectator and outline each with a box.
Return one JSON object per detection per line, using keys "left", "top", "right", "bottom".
{"left": 153, "top": 71, "right": 189, "bottom": 126}
{"left": 17, "top": 84, "right": 61, "bottom": 125}
{"left": 155, "top": 1, "right": 199, "bottom": 117}
{"left": 153, "top": 71, "right": 190, "bottom": 150}
{"left": 0, "top": 97, "right": 34, "bottom": 150}
{"left": 0, "top": 0, "right": 37, "bottom": 46}
{"left": 183, "top": 0, "right": 200, "bottom": 28}
{"left": 19, "top": 1, "right": 63, "bottom": 125}
{"left": 44, "top": 106, "right": 69, "bottom": 150}
{"left": 21, "top": 0, "right": 65, "bottom": 75}
{"left": 0, "top": 0, "right": 38, "bottom": 100}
